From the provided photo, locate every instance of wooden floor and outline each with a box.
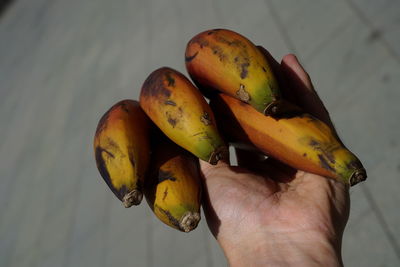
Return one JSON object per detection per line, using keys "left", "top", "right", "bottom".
{"left": 1, "top": 0, "right": 399, "bottom": 266}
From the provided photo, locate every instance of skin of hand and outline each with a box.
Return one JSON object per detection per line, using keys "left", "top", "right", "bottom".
{"left": 200, "top": 49, "right": 350, "bottom": 267}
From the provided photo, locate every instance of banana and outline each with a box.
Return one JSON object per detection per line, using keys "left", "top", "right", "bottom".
{"left": 185, "top": 28, "right": 282, "bottom": 115}
{"left": 139, "top": 67, "right": 227, "bottom": 165}
{"left": 145, "top": 135, "right": 201, "bottom": 232}
{"left": 210, "top": 94, "right": 367, "bottom": 186}
{"left": 94, "top": 100, "right": 151, "bottom": 207}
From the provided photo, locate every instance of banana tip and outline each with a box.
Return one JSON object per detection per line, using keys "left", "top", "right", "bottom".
{"left": 349, "top": 168, "right": 367, "bottom": 186}
{"left": 122, "top": 190, "right": 143, "bottom": 207}
{"left": 263, "top": 100, "right": 281, "bottom": 116}
{"left": 208, "top": 146, "right": 229, "bottom": 165}
{"left": 179, "top": 211, "right": 200, "bottom": 232}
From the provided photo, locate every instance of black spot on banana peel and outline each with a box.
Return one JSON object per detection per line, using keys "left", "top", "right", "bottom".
{"left": 164, "top": 100, "right": 176, "bottom": 106}
{"left": 165, "top": 72, "right": 176, "bottom": 87}
{"left": 167, "top": 117, "right": 177, "bottom": 127}
{"left": 185, "top": 51, "right": 198, "bottom": 62}
{"left": 95, "top": 147, "right": 115, "bottom": 195}
{"left": 120, "top": 101, "right": 130, "bottom": 113}
{"left": 309, "top": 139, "right": 337, "bottom": 164}
{"left": 140, "top": 67, "right": 227, "bottom": 165}
{"left": 240, "top": 62, "right": 250, "bottom": 79}
{"left": 141, "top": 69, "right": 172, "bottom": 98}
{"left": 158, "top": 170, "right": 177, "bottom": 183}
{"left": 93, "top": 100, "right": 151, "bottom": 207}
{"left": 144, "top": 136, "right": 202, "bottom": 232}
{"left": 156, "top": 206, "right": 181, "bottom": 229}
{"left": 317, "top": 154, "right": 336, "bottom": 173}
{"left": 210, "top": 94, "right": 367, "bottom": 186}
{"left": 162, "top": 187, "right": 168, "bottom": 201}
{"left": 200, "top": 112, "right": 212, "bottom": 125}
{"left": 185, "top": 29, "right": 282, "bottom": 115}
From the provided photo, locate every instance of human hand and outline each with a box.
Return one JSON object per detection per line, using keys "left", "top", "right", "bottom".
{"left": 200, "top": 50, "right": 349, "bottom": 267}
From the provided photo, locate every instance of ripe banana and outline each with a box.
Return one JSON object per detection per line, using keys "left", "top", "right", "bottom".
{"left": 145, "top": 136, "right": 201, "bottom": 232}
{"left": 210, "top": 94, "right": 367, "bottom": 186}
{"left": 139, "top": 67, "right": 227, "bottom": 165}
{"left": 94, "top": 100, "right": 151, "bottom": 207}
{"left": 185, "top": 28, "right": 282, "bottom": 115}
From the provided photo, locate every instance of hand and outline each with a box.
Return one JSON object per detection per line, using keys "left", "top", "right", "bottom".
{"left": 200, "top": 50, "right": 349, "bottom": 267}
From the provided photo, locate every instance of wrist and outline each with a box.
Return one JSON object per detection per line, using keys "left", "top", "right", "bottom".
{"left": 218, "top": 230, "right": 343, "bottom": 267}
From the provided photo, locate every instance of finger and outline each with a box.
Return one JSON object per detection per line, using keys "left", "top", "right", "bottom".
{"left": 280, "top": 54, "right": 333, "bottom": 126}
{"left": 257, "top": 46, "right": 298, "bottom": 106}
{"left": 280, "top": 54, "right": 334, "bottom": 129}
{"left": 280, "top": 54, "right": 344, "bottom": 143}
{"left": 258, "top": 49, "right": 335, "bottom": 132}
{"left": 281, "top": 54, "right": 313, "bottom": 91}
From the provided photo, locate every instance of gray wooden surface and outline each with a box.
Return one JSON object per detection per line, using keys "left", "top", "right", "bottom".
{"left": 1, "top": 0, "right": 399, "bottom": 266}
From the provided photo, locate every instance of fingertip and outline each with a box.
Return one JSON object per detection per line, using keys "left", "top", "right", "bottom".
{"left": 281, "top": 53, "right": 298, "bottom": 65}
{"left": 281, "top": 54, "right": 314, "bottom": 95}
{"left": 280, "top": 54, "right": 336, "bottom": 132}
{"left": 281, "top": 53, "right": 312, "bottom": 90}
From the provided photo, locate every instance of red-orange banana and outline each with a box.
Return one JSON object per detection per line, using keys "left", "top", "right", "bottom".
{"left": 185, "top": 28, "right": 282, "bottom": 115}
{"left": 210, "top": 94, "right": 366, "bottom": 186}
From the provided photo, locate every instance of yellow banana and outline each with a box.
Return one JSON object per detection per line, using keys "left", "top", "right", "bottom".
{"left": 145, "top": 136, "right": 201, "bottom": 232}
{"left": 185, "top": 28, "right": 282, "bottom": 115}
{"left": 139, "top": 67, "right": 228, "bottom": 164}
{"left": 94, "top": 100, "right": 151, "bottom": 207}
{"left": 210, "top": 94, "right": 367, "bottom": 186}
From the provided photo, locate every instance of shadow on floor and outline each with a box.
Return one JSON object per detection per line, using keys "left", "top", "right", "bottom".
{"left": 0, "top": 0, "right": 15, "bottom": 18}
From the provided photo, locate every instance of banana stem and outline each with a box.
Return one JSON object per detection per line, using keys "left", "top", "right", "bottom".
{"left": 179, "top": 211, "right": 201, "bottom": 232}
{"left": 123, "top": 189, "right": 143, "bottom": 207}
{"left": 208, "top": 146, "right": 229, "bottom": 165}
{"left": 263, "top": 100, "right": 282, "bottom": 116}
{"left": 349, "top": 168, "right": 367, "bottom": 186}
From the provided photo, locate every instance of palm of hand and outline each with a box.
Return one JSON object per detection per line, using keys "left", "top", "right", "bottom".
{"left": 201, "top": 161, "right": 349, "bottom": 245}
{"left": 199, "top": 53, "right": 350, "bottom": 262}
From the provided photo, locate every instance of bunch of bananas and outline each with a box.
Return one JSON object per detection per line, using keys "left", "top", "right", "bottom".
{"left": 94, "top": 29, "right": 366, "bottom": 233}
